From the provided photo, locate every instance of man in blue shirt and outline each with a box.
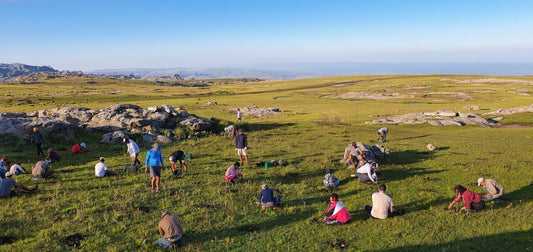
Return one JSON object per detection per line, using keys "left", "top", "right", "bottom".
{"left": 145, "top": 143, "right": 164, "bottom": 193}
{"left": 0, "top": 172, "right": 37, "bottom": 197}
{"left": 258, "top": 184, "right": 281, "bottom": 210}
{"left": 235, "top": 129, "right": 250, "bottom": 165}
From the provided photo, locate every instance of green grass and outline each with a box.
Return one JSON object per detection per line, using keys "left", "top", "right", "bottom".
{"left": 1, "top": 75, "right": 532, "bottom": 251}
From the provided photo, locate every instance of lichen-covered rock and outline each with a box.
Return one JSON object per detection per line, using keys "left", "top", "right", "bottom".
{"left": 101, "top": 131, "right": 127, "bottom": 144}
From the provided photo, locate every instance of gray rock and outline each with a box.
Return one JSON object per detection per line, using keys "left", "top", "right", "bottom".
{"left": 156, "top": 135, "right": 173, "bottom": 143}
{"left": 101, "top": 131, "right": 127, "bottom": 144}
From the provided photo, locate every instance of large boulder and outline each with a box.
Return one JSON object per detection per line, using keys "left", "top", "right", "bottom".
{"left": 101, "top": 131, "right": 127, "bottom": 144}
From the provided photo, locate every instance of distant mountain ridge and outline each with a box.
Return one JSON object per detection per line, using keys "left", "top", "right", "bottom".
{"left": 0, "top": 63, "right": 58, "bottom": 82}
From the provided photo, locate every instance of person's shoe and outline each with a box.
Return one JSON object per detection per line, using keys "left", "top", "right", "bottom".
{"left": 151, "top": 189, "right": 155, "bottom": 193}
{"left": 261, "top": 206, "right": 266, "bottom": 210}
{"left": 272, "top": 206, "right": 280, "bottom": 210}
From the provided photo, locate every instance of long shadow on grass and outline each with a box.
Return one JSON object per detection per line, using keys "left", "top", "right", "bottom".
{"left": 233, "top": 123, "right": 296, "bottom": 132}
{"left": 378, "top": 230, "right": 532, "bottom": 252}
{"left": 389, "top": 150, "right": 439, "bottom": 165}
{"left": 383, "top": 168, "right": 444, "bottom": 182}
{"left": 185, "top": 209, "right": 315, "bottom": 244}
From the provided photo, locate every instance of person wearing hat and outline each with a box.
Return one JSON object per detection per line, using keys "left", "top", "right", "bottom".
{"left": 169, "top": 150, "right": 188, "bottom": 175}
{"left": 477, "top": 178, "right": 504, "bottom": 200}
{"left": 448, "top": 185, "right": 485, "bottom": 211}
{"left": 30, "top": 127, "right": 45, "bottom": 157}
{"left": 323, "top": 169, "right": 340, "bottom": 188}
{"left": 258, "top": 183, "right": 282, "bottom": 210}
{"left": 225, "top": 162, "right": 243, "bottom": 183}
{"left": 0, "top": 172, "right": 38, "bottom": 197}
{"left": 145, "top": 143, "right": 164, "bottom": 193}
{"left": 365, "top": 184, "right": 395, "bottom": 219}
{"left": 355, "top": 162, "right": 379, "bottom": 184}
{"left": 32, "top": 160, "right": 54, "bottom": 179}
{"left": 95, "top": 157, "right": 116, "bottom": 177}
{"left": 157, "top": 210, "right": 183, "bottom": 249}
{"left": 376, "top": 127, "right": 389, "bottom": 143}
{"left": 323, "top": 193, "right": 351, "bottom": 225}
{"left": 71, "top": 143, "right": 86, "bottom": 154}
{"left": 123, "top": 138, "right": 141, "bottom": 166}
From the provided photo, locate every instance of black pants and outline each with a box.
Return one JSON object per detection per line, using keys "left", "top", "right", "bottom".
{"left": 37, "top": 143, "right": 44, "bottom": 156}
{"left": 471, "top": 201, "right": 485, "bottom": 211}
{"left": 365, "top": 205, "right": 372, "bottom": 216}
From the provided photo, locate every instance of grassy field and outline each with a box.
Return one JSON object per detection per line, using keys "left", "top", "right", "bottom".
{"left": 1, "top": 75, "right": 532, "bottom": 251}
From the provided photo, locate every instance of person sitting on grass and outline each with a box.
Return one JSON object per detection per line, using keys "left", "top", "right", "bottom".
{"left": 343, "top": 142, "right": 364, "bottom": 168}
{"left": 157, "top": 210, "right": 183, "bottom": 249}
{"left": 71, "top": 142, "right": 86, "bottom": 154}
{"left": 225, "top": 162, "right": 243, "bottom": 183}
{"left": 47, "top": 148, "right": 61, "bottom": 162}
{"left": 365, "top": 184, "right": 395, "bottom": 219}
{"left": 258, "top": 183, "right": 281, "bottom": 210}
{"left": 448, "top": 185, "right": 485, "bottom": 212}
{"left": 355, "top": 162, "right": 379, "bottom": 184}
{"left": 169, "top": 150, "right": 188, "bottom": 176}
{"left": 477, "top": 178, "right": 504, "bottom": 200}
{"left": 323, "top": 193, "right": 351, "bottom": 225}
{"left": 9, "top": 162, "right": 26, "bottom": 175}
{"left": 95, "top": 157, "right": 116, "bottom": 177}
{"left": 323, "top": 169, "right": 340, "bottom": 188}
{"left": 0, "top": 158, "right": 8, "bottom": 179}
{"left": 0, "top": 172, "right": 38, "bottom": 197}
{"left": 32, "top": 160, "right": 54, "bottom": 180}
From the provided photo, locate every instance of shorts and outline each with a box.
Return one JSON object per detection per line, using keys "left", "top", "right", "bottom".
{"left": 236, "top": 148, "right": 247, "bottom": 155}
{"left": 149, "top": 166, "right": 161, "bottom": 178}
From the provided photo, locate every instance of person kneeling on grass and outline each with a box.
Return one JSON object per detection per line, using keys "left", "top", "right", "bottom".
{"left": 0, "top": 172, "right": 38, "bottom": 197}
{"left": 477, "top": 177, "right": 504, "bottom": 200}
{"left": 225, "top": 162, "right": 243, "bottom": 183}
{"left": 324, "top": 193, "right": 351, "bottom": 225}
{"left": 365, "top": 184, "right": 395, "bottom": 219}
{"left": 355, "top": 162, "right": 379, "bottom": 184}
{"left": 258, "top": 183, "right": 281, "bottom": 210}
{"left": 95, "top": 157, "right": 116, "bottom": 177}
{"left": 9, "top": 162, "right": 26, "bottom": 175}
{"left": 169, "top": 150, "right": 188, "bottom": 175}
{"left": 32, "top": 160, "right": 54, "bottom": 180}
{"left": 157, "top": 210, "right": 183, "bottom": 249}
{"left": 323, "top": 169, "right": 340, "bottom": 188}
{"left": 448, "top": 185, "right": 485, "bottom": 212}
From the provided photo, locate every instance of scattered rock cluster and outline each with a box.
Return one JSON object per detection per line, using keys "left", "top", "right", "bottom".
{"left": 230, "top": 106, "right": 281, "bottom": 118}
{"left": 0, "top": 104, "right": 215, "bottom": 143}
{"left": 365, "top": 110, "right": 499, "bottom": 127}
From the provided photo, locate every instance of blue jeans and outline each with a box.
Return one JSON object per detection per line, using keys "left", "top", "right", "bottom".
{"left": 483, "top": 187, "right": 504, "bottom": 200}
{"left": 157, "top": 237, "right": 179, "bottom": 248}
{"left": 323, "top": 179, "right": 340, "bottom": 188}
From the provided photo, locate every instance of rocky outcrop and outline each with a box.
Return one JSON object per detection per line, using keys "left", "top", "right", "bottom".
{"left": 230, "top": 106, "right": 281, "bottom": 118}
{"left": 365, "top": 110, "right": 499, "bottom": 127}
{"left": 485, "top": 104, "right": 533, "bottom": 115}
{"left": 0, "top": 104, "right": 215, "bottom": 143}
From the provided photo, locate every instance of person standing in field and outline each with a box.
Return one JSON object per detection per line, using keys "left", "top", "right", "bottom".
{"left": 157, "top": 210, "right": 184, "bottom": 249}
{"left": 376, "top": 127, "right": 388, "bottom": 142}
{"left": 235, "top": 128, "right": 250, "bottom": 165}
{"left": 145, "top": 143, "right": 164, "bottom": 193}
{"left": 323, "top": 193, "right": 351, "bottom": 225}
{"left": 169, "top": 150, "right": 188, "bottom": 175}
{"left": 123, "top": 138, "right": 141, "bottom": 166}
{"left": 448, "top": 185, "right": 485, "bottom": 211}
{"left": 477, "top": 178, "right": 504, "bottom": 200}
{"left": 237, "top": 108, "right": 242, "bottom": 121}
{"left": 365, "top": 184, "right": 395, "bottom": 219}
{"left": 31, "top": 127, "right": 45, "bottom": 157}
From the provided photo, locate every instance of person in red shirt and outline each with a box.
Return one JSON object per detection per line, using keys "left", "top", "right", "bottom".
{"left": 71, "top": 143, "right": 86, "bottom": 154}
{"left": 448, "top": 185, "right": 485, "bottom": 211}
{"left": 323, "top": 193, "right": 351, "bottom": 225}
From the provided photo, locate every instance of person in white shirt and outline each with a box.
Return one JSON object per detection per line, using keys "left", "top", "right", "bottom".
{"left": 355, "top": 162, "right": 379, "bottom": 184}
{"left": 123, "top": 138, "right": 141, "bottom": 165}
{"left": 95, "top": 157, "right": 116, "bottom": 177}
{"left": 9, "top": 163, "right": 26, "bottom": 175}
{"left": 365, "top": 184, "right": 395, "bottom": 219}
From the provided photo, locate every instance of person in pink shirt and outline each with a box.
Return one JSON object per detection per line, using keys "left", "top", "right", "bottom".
{"left": 323, "top": 193, "right": 351, "bottom": 225}
{"left": 448, "top": 185, "right": 485, "bottom": 211}
{"left": 225, "top": 162, "right": 243, "bottom": 183}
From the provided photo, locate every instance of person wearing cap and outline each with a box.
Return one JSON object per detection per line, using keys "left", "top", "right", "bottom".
{"left": 224, "top": 125, "right": 235, "bottom": 139}
{"left": 30, "top": 127, "right": 45, "bottom": 157}
{"left": 448, "top": 185, "right": 485, "bottom": 211}
{"left": 169, "top": 150, "right": 188, "bottom": 175}
{"left": 355, "top": 162, "right": 379, "bottom": 184}
{"left": 225, "top": 162, "right": 243, "bottom": 183}
{"left": 323, "top": 169, "right": 340, "bottom": 188}
{"left": 235, "top": 128, "right": 250, "bottom": 165}
{"left": 95, "top": 157, "right": 116, "bottom": 177}
{"left": 9, "top": 162, "right": 26, "bottom": 175}
{"left": 47, "top": 148, "right": 61, "bottom": 162}
{"left": 157, "top": 210, "right": 183, "bottom": 249}
{"left": 32, "top": 160, "right": 54, "bottom": 179}
{"left": 0, "top": 172, "right": 38, "bottom": 197}
{"left": 258, "top": 184, "right": 282, "bottom": 210}
{"left": 323, "top": 193, "right": 351, "bottom": 225}
{"left": 365, "top": 184, "right": 395, "bottom": 219}
{"left": 71, "top": 143, "right": 86, "bottom": 154}
{"left": 477, "top": 178, "right": 504, "bottom": 200}
{"left": 376, "top": 127, "right": 389, "bottom": 143}
{"left": 145, "top": 143, "right": 164, "bottom": 193}
{"left": 123, "top": 138, "right": 141, "bottom": 166}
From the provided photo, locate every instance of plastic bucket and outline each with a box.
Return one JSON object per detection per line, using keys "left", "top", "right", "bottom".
{"left": 264, "top": 162, "right": 272, "bottom": 168}
{"left": 185, "top": 152, "right": 192, "bottom": 160}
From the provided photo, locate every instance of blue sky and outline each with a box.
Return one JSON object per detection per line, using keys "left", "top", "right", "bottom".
{"left": 1, "top": 0, "right": 533, "bottom": 71}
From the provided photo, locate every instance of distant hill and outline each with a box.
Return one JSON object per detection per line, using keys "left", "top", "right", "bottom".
{"left": 88, "top": 67, "right": 313, "bottom": 80}
{"left": 0, "top": 63, "right": 58, "bottom": 82}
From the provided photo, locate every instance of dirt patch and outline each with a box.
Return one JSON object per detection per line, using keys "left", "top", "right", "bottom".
{"left": 0, "top": 236, "right": 16, "bottom": 245}
{"left": 325, "top": 239, "right": 347, "bottom": 249}
{"left": 322, "top": 91, "right": 407, "bottom": 100}
{"left": 423, "top": 92, "right": 473, "bottom": 101}
{"left": 60, "top": 233, "right": 86, "bottom": 248}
